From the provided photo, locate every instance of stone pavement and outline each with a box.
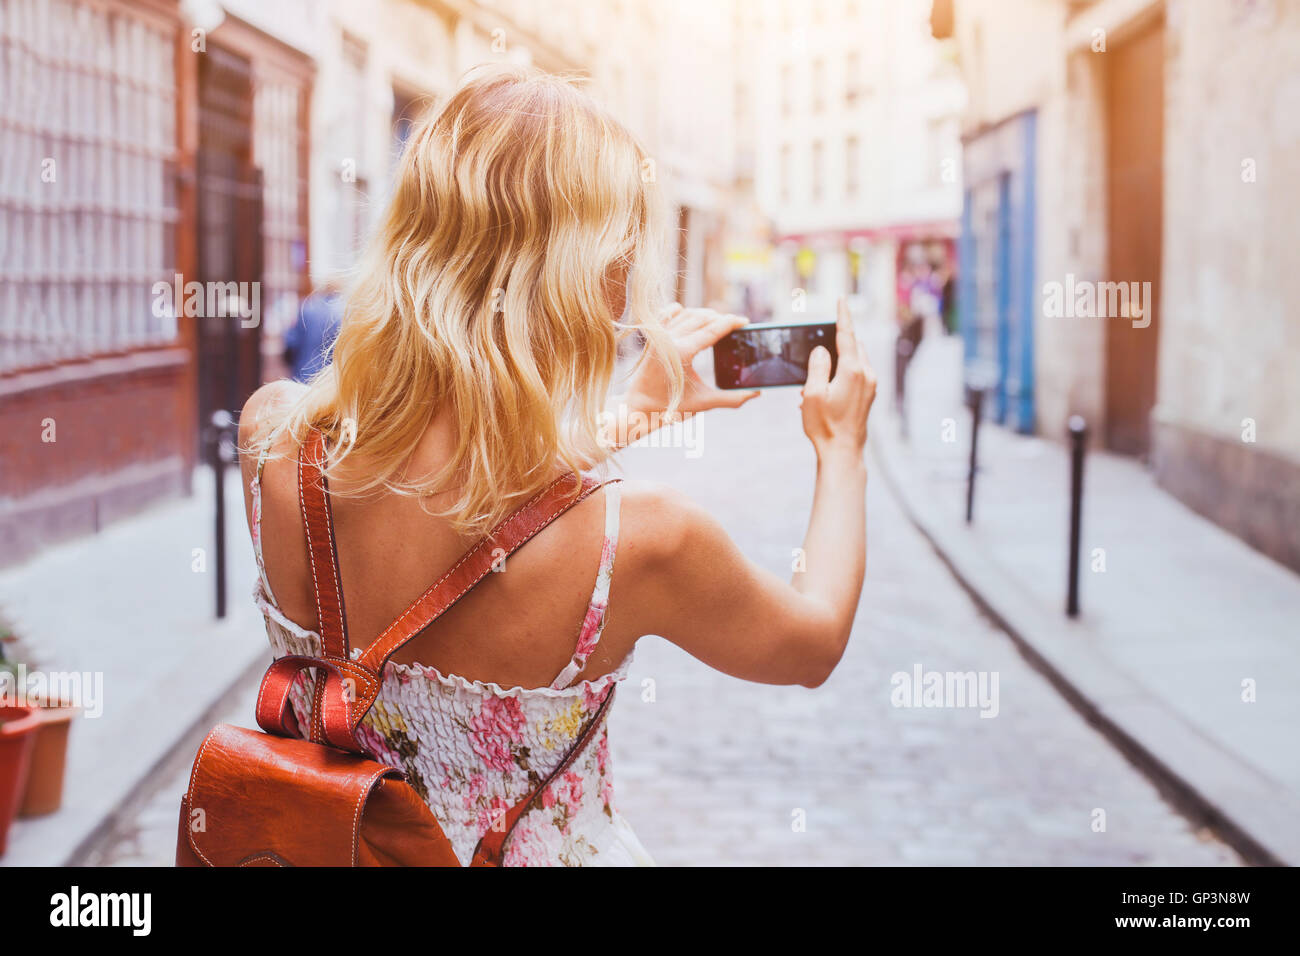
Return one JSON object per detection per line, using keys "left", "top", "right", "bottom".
{"left": 867, "top": 319, "right": 1300, "bottom": 865}
{"left": 87, "top": 354, "right": 1240, "bottom": 866}
{"left": 0, "top": 466, "right": 269, "bottom": 866}
{"left": 81, "top": 679, "right": 262, "bottom": 867}
{"left": 604, "top": 375, "right": 1237, "bottom": 865}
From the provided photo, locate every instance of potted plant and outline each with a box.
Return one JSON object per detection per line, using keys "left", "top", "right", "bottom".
{"left": 0, "top": 693, "right": 38, "bottom": 856}
{"left": 0, "top": 617, "right": 77, "bottom": 818}
{"left": 17, "top": 692, "right": 78, "bottom": 817}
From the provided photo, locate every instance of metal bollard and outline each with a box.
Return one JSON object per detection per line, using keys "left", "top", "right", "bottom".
{"left": 208, "top": 410, "right": 237, "bottom": 619}
{"left": 1066, "top": 415, "right": 1087, "bottom": 618}
{"left": 965, "top": 386, "right": 985, "bottom": 524}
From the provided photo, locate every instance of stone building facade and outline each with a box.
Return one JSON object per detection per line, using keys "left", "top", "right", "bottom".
{"left": 942, "top": 0, "right": 1300, "bottom": 571}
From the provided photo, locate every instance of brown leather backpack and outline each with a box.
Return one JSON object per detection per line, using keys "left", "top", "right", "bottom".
{"left": 176, "top": 429, "right": 617, "bottom": 867}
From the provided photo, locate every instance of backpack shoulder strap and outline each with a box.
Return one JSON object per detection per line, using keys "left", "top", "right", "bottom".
{"left": 258, "top": 454, "right": 616, "bottom": 752}
{"left": 298, "top": 428, "right": 349, "bottom": 662}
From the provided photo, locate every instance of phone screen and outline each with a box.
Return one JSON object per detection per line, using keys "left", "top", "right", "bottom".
{"left": 712, "top": 322, "right": 838, "bottom": 389}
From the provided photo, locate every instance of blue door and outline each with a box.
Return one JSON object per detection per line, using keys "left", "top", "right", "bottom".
{"left": 959, "top": 111, "right": 1036, "bottom": 433}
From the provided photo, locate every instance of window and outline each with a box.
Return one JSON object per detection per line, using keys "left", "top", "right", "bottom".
{"left": 812, "top": 58, "right": 825, "bottom": 112}
{"left": 929, "top": 116, "right": 954, "bottom": 186}
{"left": 846, "top": 52, "right": 861, "bottom": 105}
{"left": 335, "top": 32, "right": 370, "bottom": 271}
{"left": 846, "top": 136, "right": 860, "bottom": 198}
{"left": 849, "top": 248, "right": 863, "bottom": 294}
{"left": 812, "top": 140, "right": 824, "bottom": 202}
{"left": 780, "top": 143, "right": 793, "bottom": 204}
{"left": 392, "top": 87, "right": 425, "bottom": 166}
{"left": 0, "top": 1, "right": 179, "bottom": 373}
{"left": 795, "top": 247, "right": 817, "bottom": 294}
{"left": 254, "top": 80, "right": 309, "bottom": 340}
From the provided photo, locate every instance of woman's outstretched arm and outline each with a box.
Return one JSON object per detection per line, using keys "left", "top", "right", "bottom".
{"left": 617, "top": 299, "right": 876, "bottom": 688}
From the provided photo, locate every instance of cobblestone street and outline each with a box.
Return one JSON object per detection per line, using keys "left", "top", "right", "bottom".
{"left": 604, "top": 380, "right": 1239, "bottom": 866}
{"left": 88, "top": 379, "right": 1240, "bottom": 867}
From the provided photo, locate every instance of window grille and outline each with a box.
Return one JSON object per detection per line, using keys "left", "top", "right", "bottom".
{"left": 252, "top": 78, "right": 306, "bottom": 338}
{"left": 0, "top": 0, "right": 179, "bottom": 374}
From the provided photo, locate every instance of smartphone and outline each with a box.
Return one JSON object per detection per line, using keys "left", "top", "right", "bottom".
{"left": 712, "top": 321, "right": 838, "bottom": 389}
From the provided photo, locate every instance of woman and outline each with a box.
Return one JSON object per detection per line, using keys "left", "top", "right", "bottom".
{"left": 238, "top": 66, "right": 875, "bottom": 866}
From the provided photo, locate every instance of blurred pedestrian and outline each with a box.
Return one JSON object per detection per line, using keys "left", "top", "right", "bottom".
{"left": 928, "top": 241, "right": 958, "bottom": 336}
{"left": 282, "top": 280, "right": 343, "bottom": 383}
{"left": 894, "top": 244, "right": 926, "bottom": 411}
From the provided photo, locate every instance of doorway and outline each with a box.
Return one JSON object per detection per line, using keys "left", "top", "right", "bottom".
{"left": 196, "top": 43, "right": 264, "bottom": 440}
{"left": 1103, "top": 18, "right": 1164, "bottom": 455}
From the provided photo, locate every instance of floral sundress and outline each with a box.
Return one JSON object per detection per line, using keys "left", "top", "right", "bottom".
{"left": 250, "top": 441, "right": 653, "bottom": 867}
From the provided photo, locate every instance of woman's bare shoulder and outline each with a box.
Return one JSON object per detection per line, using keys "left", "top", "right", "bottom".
{"left": 617, "top": 478, "right": 721, "bottom": 571}
{"left": 238, "top": 380, "right": 307, "bottom": 459}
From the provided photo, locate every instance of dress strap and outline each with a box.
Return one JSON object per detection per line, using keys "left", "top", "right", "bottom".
{"left": 251, "top": 422, "right": 283, "bottom": 606}
{"left": 551, "top": 479, "right": 622, "bottom": 690}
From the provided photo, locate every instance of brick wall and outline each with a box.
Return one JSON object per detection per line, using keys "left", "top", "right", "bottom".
{"left": 0, "top": 349, "right": 193, "bottom": 566}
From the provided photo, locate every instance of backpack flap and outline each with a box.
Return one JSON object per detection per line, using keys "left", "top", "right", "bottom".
{"left": 180, "top": 723, "right": 424, "bottom": 866}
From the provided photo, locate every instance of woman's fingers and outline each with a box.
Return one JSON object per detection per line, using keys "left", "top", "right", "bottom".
{"left": 660, "top": 302, "right": 686, "bottom": 330}
{"left": 680, "top": 311, "right": 748, "bottom": 357}
{"left": 834, "top": 297, "right": 858, "bottom": 373}
{"left": 675, "top": 310, "right": 713, "bottom": 336}
{"left": 705, "top": 387, "right": 761, "bottom": 409}
{"left": 858, "top": 340, "right": 877, "bottom": 385}
{"left": 803, "top": 345, "right": 832, "bottom": 399}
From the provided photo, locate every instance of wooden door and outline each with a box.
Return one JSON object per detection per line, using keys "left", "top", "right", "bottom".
{"left": 196, "top": 43, "right": 264, "bottom": 441}
{"left": 1104, "top": 19, "right": 1164, "bottom": 455}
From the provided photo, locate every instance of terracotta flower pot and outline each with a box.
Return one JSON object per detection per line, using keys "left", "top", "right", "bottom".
{"left": 19, "top": 699, "right": 78, "bottom": 817}
{"left": 0, "top": 705, "right": 40, "bottom": 857}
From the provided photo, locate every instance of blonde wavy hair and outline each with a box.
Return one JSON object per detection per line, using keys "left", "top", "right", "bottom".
{"left": 268, "top": 65, "right": 683, "bottom": 535}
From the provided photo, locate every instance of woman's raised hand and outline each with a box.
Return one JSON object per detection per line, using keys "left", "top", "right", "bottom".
{"left": 799, "top": 297, "right": 877, "bottom": 461}
{"left": 621, "top": 303, "right": 760, "bottom": 421}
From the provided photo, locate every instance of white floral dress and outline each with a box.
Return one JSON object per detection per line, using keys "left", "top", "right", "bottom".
{"left": 250, "top": 446, "right": 653, "bottom": 867}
